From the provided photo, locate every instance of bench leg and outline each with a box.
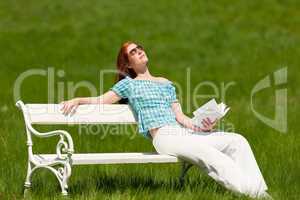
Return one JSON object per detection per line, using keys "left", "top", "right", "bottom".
{"left": 57, "top": 164, "right": 72, "bottom": 196}
{"left": 23, "top": 161, "right": 72, "bottom": 196}
{"left": 24, "top": 161, "right": 32, "bottom": 188}
{"left": 23, "top": 161, "right": 33, "bottom": 198}
{"left": 179, "top": 161, "right": 193, "bottom": 187}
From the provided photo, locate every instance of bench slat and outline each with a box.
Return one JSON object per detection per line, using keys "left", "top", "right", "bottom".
{"left": 34, "top": 152, "right": 180, "bottom": 165}
{"left": 25, "top": 104, "right": 138, "bottom": 124}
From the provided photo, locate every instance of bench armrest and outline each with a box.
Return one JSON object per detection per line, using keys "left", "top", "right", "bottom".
{"left": 28, "top": 127, "right": 74, "bottom": 160}
{"left": 16, "top": 100, "right": 74, "bottom": 160}
{"left": 39, "top": 129, "right": 74, "bottom": 155}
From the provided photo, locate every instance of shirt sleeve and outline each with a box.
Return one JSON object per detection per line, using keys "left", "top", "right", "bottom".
{"left": 169, "top": 83, "right": 179, "bottom": 103}
{"left": 109, "top": 78, "right": 130, "bottom": 98}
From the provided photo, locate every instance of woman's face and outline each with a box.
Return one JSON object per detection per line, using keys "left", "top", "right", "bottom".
{"left": 126, "top": 43, "right": 148, "bottom": 68}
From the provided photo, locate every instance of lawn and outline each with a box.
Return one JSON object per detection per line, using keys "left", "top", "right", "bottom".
{"left": 0, "top": 0, "right": 299, "bottom": 199}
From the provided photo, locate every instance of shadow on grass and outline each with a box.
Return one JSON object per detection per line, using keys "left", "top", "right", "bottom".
{"left": 23, "top": 167, "right": 243, "bottom": 199}
{"left": 68, "top": 172, "right": 231, "bottom": 197}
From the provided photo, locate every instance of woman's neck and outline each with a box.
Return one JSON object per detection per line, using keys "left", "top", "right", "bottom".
{"left": 135, "top": 68, "right": 154, "bottom": 79}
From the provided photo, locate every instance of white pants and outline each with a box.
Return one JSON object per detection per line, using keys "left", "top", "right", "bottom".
{"left": 152, "top": 124, "right": 269, "bottom": 198}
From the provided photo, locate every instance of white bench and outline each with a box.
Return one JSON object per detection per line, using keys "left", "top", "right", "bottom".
{"left": 16, "top": 100, "right": 193, "bottom": 195}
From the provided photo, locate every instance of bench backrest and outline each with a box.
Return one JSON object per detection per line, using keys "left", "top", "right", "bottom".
{"left": 16, "top": 101, "right": 138, "bottom": 125}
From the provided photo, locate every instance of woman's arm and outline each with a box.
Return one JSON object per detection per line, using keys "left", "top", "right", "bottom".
{"left": 60, "top": 90, "right": 121, "bottom": 115}
{"left": 75, "top": 90, "right": 121, "bottom": 104}
{"left": 171, "top": 102, "right": 217, "bottom": 132}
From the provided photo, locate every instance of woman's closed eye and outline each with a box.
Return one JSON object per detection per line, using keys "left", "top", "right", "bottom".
{"left": 129, "top": 49, "right": 137, "bottom": 55}
{"left": 129, "top": 45, "right": 144, "bottom": 56}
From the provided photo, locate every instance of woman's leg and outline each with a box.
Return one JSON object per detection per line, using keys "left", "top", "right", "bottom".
{"left": 152, "top": 124, "right": 268, "bottom": 198}
{"left": 153, "top": 125, "right": 247, "bottom": 195}
{"left": 187, "top": 130, "right": 269, "bottom": 197}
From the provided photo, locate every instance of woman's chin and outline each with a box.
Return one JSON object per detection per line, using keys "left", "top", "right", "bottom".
{"left": 142, "top": 58, "right": 148, "bottom": 64}
{"left": 138, "top": 59, "right": 148, "bottom": 66}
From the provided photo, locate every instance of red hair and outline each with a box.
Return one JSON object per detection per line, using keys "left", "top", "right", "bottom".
{"left": 115, "top": 41, "right": 138, "bottom": 104}
{"left": 115, "top": 41, "right": 138, "bottom": 82}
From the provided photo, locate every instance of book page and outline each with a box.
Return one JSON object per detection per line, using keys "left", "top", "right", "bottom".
{"left": 192, "top": 99, "right": 230, "bottom": 128}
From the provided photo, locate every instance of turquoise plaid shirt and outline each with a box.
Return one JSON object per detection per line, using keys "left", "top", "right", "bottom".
{"left": 110, "top": 75, "right": 179, "bottom": 140}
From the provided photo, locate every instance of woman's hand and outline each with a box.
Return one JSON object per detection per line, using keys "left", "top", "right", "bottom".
{"left": 171, "top": 102, "right": 218, "bottom": 133}
{"left": 60, "top": 98, "right": 80, "bottom": 115}
{"left": 202, "top": 118, "right": 217, "bottom": 132}
{"left": 192, "top": 118, "right": 217, "bottom": 132}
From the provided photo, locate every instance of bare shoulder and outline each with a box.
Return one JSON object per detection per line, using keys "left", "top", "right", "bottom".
{"left": 156, "top": 76, "right": 170, "bottom": 83}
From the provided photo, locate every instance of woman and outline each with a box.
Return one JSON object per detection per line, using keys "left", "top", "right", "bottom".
{"left": 61, "top": 41, "right": 271, "bottom": 199}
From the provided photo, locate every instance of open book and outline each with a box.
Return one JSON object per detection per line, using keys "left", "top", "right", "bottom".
{"left": 191, "top": 99, "right": 230, "bottom": 128}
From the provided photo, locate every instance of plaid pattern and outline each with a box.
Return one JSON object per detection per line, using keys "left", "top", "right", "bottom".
{"left": 110, "top": 76, "right": 179, "bottom": 139}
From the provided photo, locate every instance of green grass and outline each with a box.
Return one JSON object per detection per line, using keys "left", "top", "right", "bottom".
{"left": 0, "top": 0, "right": 299, "bottom": 199}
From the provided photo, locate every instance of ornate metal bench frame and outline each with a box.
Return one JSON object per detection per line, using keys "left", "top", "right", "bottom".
{"left": 16, "top": 100, "right": 193, "bottom": 196}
